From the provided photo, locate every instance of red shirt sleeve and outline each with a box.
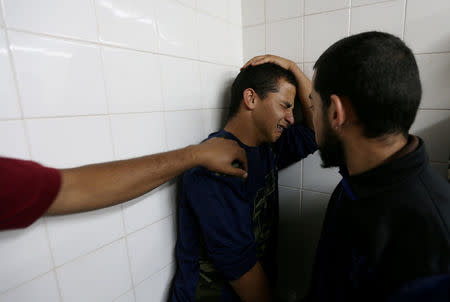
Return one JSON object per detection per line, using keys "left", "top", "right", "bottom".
{"left": 0, "top": 157, "right": 62, "bottom": 230}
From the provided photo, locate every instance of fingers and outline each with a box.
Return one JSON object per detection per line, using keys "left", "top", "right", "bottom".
{"left": 226, "top": 167, "right": 248, "bottom": 179}
{"left": 241, "top": 55, "right": 272, "bottom": 70}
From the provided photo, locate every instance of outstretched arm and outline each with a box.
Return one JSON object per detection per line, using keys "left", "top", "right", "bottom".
{"left": 242, "top": 55, "right": 314, "bottom": 131}
{"left": 47, "top": 138, "right": 247, "bottom": 215}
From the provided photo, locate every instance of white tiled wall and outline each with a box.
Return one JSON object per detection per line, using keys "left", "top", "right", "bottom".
{"left": 1, "top": 0, "right": 448, "bottom": 301}
{"left": 243, "top": 0, "right": 449, "bottom": 298}
{"left": 0, "top": 0, "right": 242, "bottom": 301}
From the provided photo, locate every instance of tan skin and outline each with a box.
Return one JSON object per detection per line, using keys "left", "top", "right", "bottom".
{"left": 242, "top": 54, "right": 314, "bottom": 131}
{"left": 310, "top": 71, "right": 408, "bottom": 176}
{"left": 225, "top": 55, "right": 315, "bottom": 302}
{"left": 46, "top": 138, "right": 248, "bottom": 215}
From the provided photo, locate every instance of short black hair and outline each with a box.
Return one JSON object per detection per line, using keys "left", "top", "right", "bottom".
{"left": 228, "top": 63, "right": 297, "bottom": 119}
{"left": 314, "top": 31, "right": 422, "bottom": 138}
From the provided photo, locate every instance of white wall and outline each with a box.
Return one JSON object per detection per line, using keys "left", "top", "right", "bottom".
{"left": 0, "top": 0, "right": 242, "bottom": 301}
{"left": 242, "top": 0, "right": 450, "bottom": 300}
{"left": 1, "top": 0, "right": 449, "bottom": 301}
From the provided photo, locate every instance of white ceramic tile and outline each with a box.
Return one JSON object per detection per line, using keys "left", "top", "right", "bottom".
{"left": 415, "top": 53, "right": 450, "bottom": 110}
{"left": 160, "top": 56, "right": 202, "bottom": 111}
{"left": 2, "top": 0, "right": 97, "bottom": 41}
{"left": 303, "top": 62, "right": 314, "bottom": 80}
{"left": 300, "top": 190, "right": 331, "bottom": 226}
{"left": 9, "top": 31, "right": 107, "bottom": 118}
{"left": 242, "top": 0, "right": 265, "bottom": 26}
{"left": 266, "top": 0, "right": 303, "bottom": 22}
{"left": 277, "top": 186, "right": 302, "bottom": 300}
{"left": 430, "top": 162, "right": 448, "bottom": 181}
{"left": 302, "top": 151, "right": 341, "bottom": 193}
{"left": 200, "top": 63, "right": 236, "bottom": 109}
{"left": 351, "top": 0, "right": 405, "bottom": 37}
{"left": 304, "top": 9, "right": 349, "bottom": 62}
{"left": 156, "top": 0, "right": 198, "bottom": 59}
{"left": 135, "top": 263, "right": 175, "bottom": 302}
{"left": 165, "top": 110, "right": 205, "bottom": 150}
{"left": 114, "top": 290, "right": 135, "bottom": 302}
{"left": 96, "top": 0, "right": 158, "bottom": 51}
{"left": 122, "top": 181, "right": 176, "bottom": 234}
{"left": 56, "top": 239, "right": 132, "bottom": 302}
{"left": 266, "top": 18, "right": 302, "bottom": 63}
{"left": 0, "top": 4, "right": 4, "bottom": 27}
{"left": 102, "top": 47, "right": 163, "bottom": 114}
{"left": 0, "top": 29, "right": 20, "bottom": 119}
{"left": 197, "top": 0, "right": 228, "bottom": 20}
{"left": 352, "top": 0, "right": 389, "bottom": 6}
{"left": 305, "top": 0, "right": 350, "bottom": 14}
{"left": 243, "top": 24, "right": 265, "bottom": 62}
{"left": 0, "top": 272, "right": 60, "bottom": 302}
{"left": 26, "top": 116, "right": 114, "bottom": 168}
{"left": 227, "top": 24, "right": 243, "bottom": 66}
{"left": 203, "top": 108, "right": 228, "bottom": 136}
{"left": 298, "top": 190, "right": 330, "bottom": 285}
{"left": 404, "top": 0, "right": 450, "bottom": 53}
{"left": 279, "top": 162, "right": 302, "bottom": 188}
{"left": 410, "top": 109, "right": 450, "bottom": 163}
{"left": 229, "top": 0, "right": 242, "bottom": 25}
{"left": 197, "top": 13, "right": 229, "bottom": 64}
{"left": 177, "top": 0, "right": 195, "bottom": 8}
{"left": 127, "top": 215, "right": 176, "bottom": 284}
{"left": 0, "top": 220, "right": 53, "bottom": 293}
{"left": 46, "top": 204, "right": 124, "bottom": 266}
{"left": 0, "top": 120, "right": 29, "bottom": 160}
{"left": 110, "top": 113, "right": 166, "bottom": 160}
{"left": 279, "top": 186, "right": 301, "bottom": 225}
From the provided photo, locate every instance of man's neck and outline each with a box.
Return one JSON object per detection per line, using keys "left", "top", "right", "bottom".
{"left": 344, "top": 133, "right": 408, "bottom": 176}
{"left": 224, "top": 115, "right": 261, "bottom": 147}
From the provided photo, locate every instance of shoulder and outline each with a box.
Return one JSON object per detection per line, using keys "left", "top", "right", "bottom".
{"left": 182, "top": 166, "right": 246, "bottom": 197}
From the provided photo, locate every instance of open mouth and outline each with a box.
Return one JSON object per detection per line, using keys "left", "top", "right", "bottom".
{"left": 276, "top": 125, "right": 285, "bottom": 133}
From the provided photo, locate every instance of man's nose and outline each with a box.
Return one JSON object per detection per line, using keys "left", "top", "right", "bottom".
{"left": 286, "top": 112, "right": 294, "bottom": 125}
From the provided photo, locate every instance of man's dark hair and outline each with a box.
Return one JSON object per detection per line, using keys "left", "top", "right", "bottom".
{"left": 228, "top": 63, "right": 298, "bottom": 119}
{"left": 314, "top": 31, "right": 422, "bottom": 138}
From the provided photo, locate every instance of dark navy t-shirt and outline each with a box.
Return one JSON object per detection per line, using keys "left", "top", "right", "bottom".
{"left": 171, "top": 124, "right": 317, "bottom": 301}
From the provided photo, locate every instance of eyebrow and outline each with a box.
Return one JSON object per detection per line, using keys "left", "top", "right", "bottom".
{"left": 283, "top": 101, "right": 293, "bottom": 108}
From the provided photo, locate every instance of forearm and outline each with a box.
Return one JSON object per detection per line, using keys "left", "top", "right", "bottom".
{"left": 47, "top": 146, "right": 200, "bottom": 215}
{"left": 230, "top": 261, "right": 272, "bottom": 302}
{"left": 290, "top": 64, "right": 314, "bottom": 130}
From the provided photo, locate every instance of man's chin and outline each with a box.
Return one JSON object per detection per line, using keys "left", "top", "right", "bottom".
{"left": 318, "top": 147, "right": 345, "bottom": 168}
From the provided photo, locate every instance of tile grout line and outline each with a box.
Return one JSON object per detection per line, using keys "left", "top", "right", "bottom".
{"left": 302, "top": 0, "right": 305, "bottom": 66}
{"left": 244, "top": 4, "right": 380, "bottom": 29}
{"left": 263, "top": 0, "right": 267, "bottom": 53}
{"left": 0, "top": 213, "right": 178, "bottom": 297}
{"left": 91, "top": 1, "right": 138, "bottom": 299}
{"left": 4, "top": 27, "right": 242, "bottom": 69}
{"left": 0, "top": 106, "right": 234, "bottom": 122}
{"left": 402, "top": 0, "right": 408, "bottom": 40}
{"left": 134, "top": 260, "right": 176, "bottom": 289}
{"left": 348, "top": 0, "right": 352, "bottom": 36}
{"left": 43, "top": 218, "right": 64, "bottom": 302}
{"left": 2, "top": 27, "right": 33, "bottom": 159}
{"left": 301, "top": 187, "right": 333, "bottom": 196}
{"left": 3, "top": 25, "right": 65, "bottom": 302}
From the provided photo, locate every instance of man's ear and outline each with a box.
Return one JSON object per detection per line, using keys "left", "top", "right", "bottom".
{"left": 242, "top": 88, "right": 257, "bottom": 110}
{"left": 328, "top": 94, "right": 346, "bottom": 130}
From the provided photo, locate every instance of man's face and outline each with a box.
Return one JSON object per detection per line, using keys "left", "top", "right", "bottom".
{"left": 311, "top": 71, "right": 346, "bottom": 168}
{"left": 253, "top": 79, "right": 296, "bottom": 143}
